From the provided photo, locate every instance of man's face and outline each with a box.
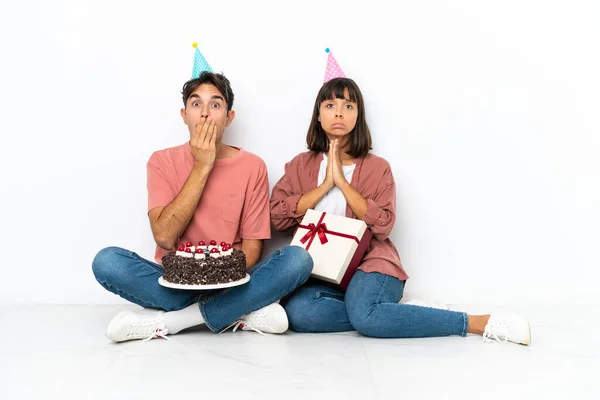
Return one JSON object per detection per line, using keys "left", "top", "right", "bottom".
{"left": 180, "top": 83, "right": 235, "bottom": 141}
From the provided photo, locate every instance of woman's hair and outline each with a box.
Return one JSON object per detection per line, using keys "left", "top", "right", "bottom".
{"left": 306, "top": 77, "right": 372, "bottom": 157}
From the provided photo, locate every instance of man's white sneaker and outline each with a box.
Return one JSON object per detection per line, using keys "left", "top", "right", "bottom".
{"left": 432, "top": 300, "right": 450, "bottom": 310}
{"left": 105, "top": 310, "right": 170, "bottom": 343}
{"left": 221, "top": 303, "right": 289, "bottom": 335}
{"left": 483, "top": 312, "right": 531, "bottom": 345}
{"left": 403, "top": 299, "right": 449, "bottom": 310}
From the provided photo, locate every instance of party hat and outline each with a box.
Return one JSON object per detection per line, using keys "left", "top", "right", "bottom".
{"left": 323, "top": 48, "right": 346, "bottom": 83}
{"left": 191, "top": 42, "right": 213, "bottom": 79}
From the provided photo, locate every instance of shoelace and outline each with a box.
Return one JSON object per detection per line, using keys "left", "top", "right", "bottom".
{"left": 142, "top": 327, "right": 171, "bottom": 342}
{"left": 123, "top": 318, "right": 170, "bottom": 342}
{"left": 220, "top": 319, "right": 266, "bottom": 335}
{"left": 482, "top": 323, "right": 509, "bottom": 343}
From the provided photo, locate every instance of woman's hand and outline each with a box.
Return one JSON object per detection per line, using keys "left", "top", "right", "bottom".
{"left": 321, "top": 141, "right": 335, "bottom": 191}
{"left": 331, "top": 139, "right": 348, "bottom": 188}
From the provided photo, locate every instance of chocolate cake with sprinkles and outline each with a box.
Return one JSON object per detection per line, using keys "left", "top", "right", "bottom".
{"left": 162, "top": 240, "right": 247, "bottom": 285}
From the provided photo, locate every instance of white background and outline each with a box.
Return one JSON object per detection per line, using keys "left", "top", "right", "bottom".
{"left": 1, "top": 0, "right": 598, "bottom": 305}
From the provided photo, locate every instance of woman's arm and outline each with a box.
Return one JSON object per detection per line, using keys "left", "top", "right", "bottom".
{"left": 270, "top": 158, "right": 311, "bottom": 231}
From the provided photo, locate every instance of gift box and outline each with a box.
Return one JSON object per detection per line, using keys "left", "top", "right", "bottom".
{"left": 290, "top": 209, "right": 372, "bottom": 289}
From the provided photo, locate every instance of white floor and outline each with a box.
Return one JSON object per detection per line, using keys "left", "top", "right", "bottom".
{"left": 1, "top": 304, "right": 598, "bottom": 400}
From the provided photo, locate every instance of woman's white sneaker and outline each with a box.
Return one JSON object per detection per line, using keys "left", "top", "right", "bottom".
{"left": 483, "top": 312, "right": 531, "bottom": 345}
{"left": 105, "top": 310, "right": 170, "bottom": 342}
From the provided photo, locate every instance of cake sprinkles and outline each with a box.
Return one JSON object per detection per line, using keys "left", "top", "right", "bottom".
{"left": 162, "top": 240, "right": 247, "bottom": 285}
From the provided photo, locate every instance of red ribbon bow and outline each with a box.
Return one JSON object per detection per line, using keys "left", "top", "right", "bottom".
{"left": 300, "top": 222, "right": 329, "bottom": 246}
{"left": 298, "top": 212, "right": 359, "bottom": 251}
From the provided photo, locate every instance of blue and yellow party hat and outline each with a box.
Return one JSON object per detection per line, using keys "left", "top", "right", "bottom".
{"left": 191, "top": 42, "right": 213, "bottom": 78}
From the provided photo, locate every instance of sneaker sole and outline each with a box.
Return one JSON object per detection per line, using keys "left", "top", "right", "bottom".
{"left": 522, "top": 317, "right": 531, "bottom": 345}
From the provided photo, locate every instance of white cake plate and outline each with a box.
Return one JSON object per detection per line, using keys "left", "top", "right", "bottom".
{"left": 158, "top": 274, "right": 250, "bottom": 290}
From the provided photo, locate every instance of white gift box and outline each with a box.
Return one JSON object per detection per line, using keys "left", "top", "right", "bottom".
{"left": 291, "top": 209, "right": 372, "bottom": 289}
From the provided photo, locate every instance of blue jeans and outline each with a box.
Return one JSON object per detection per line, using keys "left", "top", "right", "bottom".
{"left": 92, "top": 245, "right": 313, "bottom": 332}
{"left": 284, "top": 270, "right": 468, "bottom": 338}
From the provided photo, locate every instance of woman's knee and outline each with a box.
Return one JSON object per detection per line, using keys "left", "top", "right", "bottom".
{"left": 347, "top": 312, "right": 375, "bottom": 337}
{"left": 346, "top": 299, "right": 382, "bottom": 337}
{"left": 345, "top": 272, "right": 406, "bottom": 337}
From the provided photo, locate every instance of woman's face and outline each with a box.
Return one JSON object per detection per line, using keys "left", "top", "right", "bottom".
{"left": 318, "top": 88, "right": 358, "bottom": 140}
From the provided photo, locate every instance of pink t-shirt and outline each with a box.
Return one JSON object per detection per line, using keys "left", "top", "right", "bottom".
{"left": 147, "top": 142, "right": 271, "bottom": 264}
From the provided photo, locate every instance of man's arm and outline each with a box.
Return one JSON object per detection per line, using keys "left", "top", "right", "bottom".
{"left": 149, "top": 164, "right": 211, "bottom": 250}
{"left": 241, "top": 239, "right": 263, "bottom": 269}
{"left": 149, "top": 117, "right": 217, "bottom": 250}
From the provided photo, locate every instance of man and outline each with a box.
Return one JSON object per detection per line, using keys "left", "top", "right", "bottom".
{"left": 92, "top": 71, "right": 313, "bottom": 342}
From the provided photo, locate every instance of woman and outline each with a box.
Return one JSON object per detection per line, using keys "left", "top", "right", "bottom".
{"left": 270, "top": 77, "right": 530, "bottom": 345}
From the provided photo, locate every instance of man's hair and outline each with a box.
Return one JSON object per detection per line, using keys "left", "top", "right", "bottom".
{"left": 181, "top": 72, "right": 235, "bottom": 112}
{"left": 306, "top": 77, "right": 372, "bottom": 158}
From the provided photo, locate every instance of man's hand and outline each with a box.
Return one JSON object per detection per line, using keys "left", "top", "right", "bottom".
{"left": 190, "top": 116, "right": 217, "bottom": 171}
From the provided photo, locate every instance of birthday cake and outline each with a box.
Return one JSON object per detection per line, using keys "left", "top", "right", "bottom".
{"left": 161, "top": 240, "right": 247, "bottom": 285}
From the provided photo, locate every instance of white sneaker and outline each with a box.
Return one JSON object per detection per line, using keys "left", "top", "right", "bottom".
{"left": 432, "top": 300, "right": 450, "bottom": 310}
{"left": 221, "top": 303, "right": 289, "bottom": 335}
{"left": 483, "top": 312, "right": 531, "bottom": 345}
{"left": 403, "top": 299, "right": 449, "bottom": 310}
{"left": 105, "top": 310, "right": 170, "bottom": 343}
